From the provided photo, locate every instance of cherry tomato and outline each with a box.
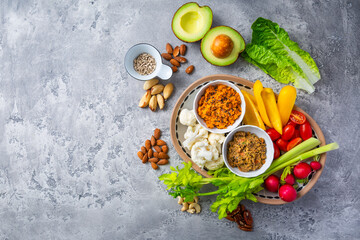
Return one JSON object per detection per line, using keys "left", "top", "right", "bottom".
{"left": 289, "top": 110, "right": 307, "bottom": 125}
{"left": 286, "top": 120, "right": 297, "bottom": 127}
{"left": 273, "top": 143, "right": 280, "bottom": 159}
{"left": 281, "top": 125, "right": 295, "bottom": 141}
{"left": 286, "top": 137, "right": 303, "bottom": 151}
{"left": 266, "top": 128, "right": 281, "bottom": 141}
{"left": 300, "top": 121, "right": 312, "bottom": 141}
{"left": 276, "top": 139, "right": 288, "bottom": 152}
{"left": 291, "top": 129, "right": 300, "bottom": 140}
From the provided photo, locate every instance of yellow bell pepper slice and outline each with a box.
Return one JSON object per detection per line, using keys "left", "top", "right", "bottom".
{"left": 277, "top": 86, "right": 297, "bottom": 126}
{"left": 241, "top": 90, "right": 265, "bottom": 130}
{"left": 261, "top": 88, "right": 283, "bottom": 134}
{"left": 253, "top": 80, "right": 272, "bottom": 128}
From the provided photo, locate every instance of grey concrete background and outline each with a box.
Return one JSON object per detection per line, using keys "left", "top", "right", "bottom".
{"left": 0, "top": 0, "right": 359, "bottom": 239}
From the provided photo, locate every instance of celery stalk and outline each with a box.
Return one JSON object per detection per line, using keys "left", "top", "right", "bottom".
{"left": 265, "top": 142, "right": 339, "bottom": 176}
{"left": 267, "top": 138, "right": 321, "bottom": 173}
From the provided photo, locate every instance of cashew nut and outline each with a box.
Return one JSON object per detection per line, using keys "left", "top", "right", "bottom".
{"left": 181, "top": 202, "right": 189, "bottom": 212}
{"left": 187, "top": 208, "right": 195, "bottom": 214}
{"left": 177, "top": 196, "right": 184, "bottom": 205}
{"left": 194, "top": 196, "right": 199, "bottom": 203}
{"left": 189, "top": 203, "right": 201, "bottom": 214}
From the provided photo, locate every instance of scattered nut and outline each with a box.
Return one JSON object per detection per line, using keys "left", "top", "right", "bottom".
{"left": 137, "top": 151, "right": 144, "bottom": 160}
{"left": 149, "top": 157, "right": 159, "bottom": 163}
{"left": 138, "top": 90, "right": 151, "bottom": 108}
{"left": 189, "top": 203, "right": 201, "bottom": 213}
{"left": 187, "top": 208, "right": 196, "bottom": 214}
{"left": 151, "top": 136, "right": 156, "bottom": 146}
{"left": 181, "top": 202, "right": 189, "bottom": 212}
{"left": 154, "top": 128, "right": 161, "bottom": 140}
{"left": 142, "top": 154, "right": 148, "bottom": 164}
{"left": 157, "top": 94, "right": 165, "bottom": 110}
{"left": 166, "top": 43, "right": 173, "bottom": 54}
{"left": 180, "top": 44, "right": 187, "bottom": 55}
{"left": 153, "top": 152, "right": 159, "bottom": 158}
{"left": 174, "top": 56, "right": 187, "bottom": 63}
{"left": 147, "top": 149, "right": 153, "bottom": 158}
{"left": 170, "top": 59, "right": 180, "bottom": 67}
{"left": 173, "top": 46, "right": 180, "bottom": 57}
{"left": 156, "top": 139, "right": 166, "bottom": 146}
{"left": 141, "top": 146, "right": 147, "bottom": 154}
{"left": 150, "top": 84, "right": 164, "bottom": 95}
{"left": 143, "top": 79, "right": 159, "bottom": 90}
{"left": 158, "top": 159, "right": 169, "bottom": 165}
{"left": 161, "top": 53, "right": 172, "bottom": 61}
{"left": 158, "top": 152, "right": 169, "bottom": 159}
{"left": 154, "top": 146, "right": 162, "bottom": 153}
{"left": 149, "top": 95, "right": 157, "bottom": 111}
{"left": 161, "top": 145, "right": 168, "bottom": 153}
{"left": 171, "top": 66, "right": 178, "bottom": 73}
{"left": 151, "top": 162, "right": 158, "bottom": 170}
{"left": 194, "top": 196, "right": 199, "bottom": 203}
{"left": 178, "top": 196, "right": 184, "bottom": 205}
{"left": 145, "top": 140, "right": 151, "bottom": 150}
{"left": 163, "top": 83, "right": 174, "bottom": 100}
{"left": 185, "top": 65, "right": 194, "bottom": 74}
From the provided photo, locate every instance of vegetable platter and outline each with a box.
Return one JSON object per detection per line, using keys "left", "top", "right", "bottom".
{"left": 169, "top": 74, "right": 327, "bottom": 205}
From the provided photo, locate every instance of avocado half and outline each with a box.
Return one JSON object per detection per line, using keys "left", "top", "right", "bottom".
{"left": 172, "top": 2, "right": 213, "bottom": 42}
{"left": 201, "top": 26, "right": 245, "bottom": 66}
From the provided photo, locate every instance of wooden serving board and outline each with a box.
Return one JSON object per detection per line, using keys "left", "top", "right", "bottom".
{"left": 170, "top": 74, "right": 326, "bottom": 205}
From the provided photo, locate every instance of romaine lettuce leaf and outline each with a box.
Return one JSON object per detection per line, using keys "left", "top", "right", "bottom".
{"left": 242, "top": 17, "right": 321, "bottom": 93}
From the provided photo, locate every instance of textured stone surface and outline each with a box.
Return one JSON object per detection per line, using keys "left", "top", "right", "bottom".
{"left": 0, "top": 0, "right": 359, "bottom": 239}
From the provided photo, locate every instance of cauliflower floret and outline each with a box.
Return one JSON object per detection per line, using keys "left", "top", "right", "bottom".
{"left": 191, "top": 141, "right": 219, "bottom": 168}
{"left": 179, "top": 109, "right": 197, "bottom": 127}
{"left": 204, "top": 155, "right": 225, "bottom": 170}
{"left": 183, "top": 124, "right": 208, "bottom": 150}
{"left": 208, "top": 133, "right": 226, "bottom": 153}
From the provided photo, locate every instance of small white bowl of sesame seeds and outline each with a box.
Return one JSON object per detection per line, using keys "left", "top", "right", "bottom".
{"left": 125, "top": 43, "right": 173, "bottom": 81}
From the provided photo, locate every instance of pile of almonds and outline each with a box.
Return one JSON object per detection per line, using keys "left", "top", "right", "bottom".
{"left": 162, "top": 43, "right": 194, "bottom": 74}
{"left": 139, "top": 79, "right": 174, "bottom": 111}
{"left": 137, "top": 128, "right": 170, "bottom": 170}
{"left": 225, "top": 204, "right": 253, "bottom": 232}
{"left": 177, "top": 196, "right": 201, "bottom": 214}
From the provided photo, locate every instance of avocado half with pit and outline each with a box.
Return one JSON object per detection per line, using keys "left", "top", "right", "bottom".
{"left": 172, "top": 2, "right": 213, "bottom": 42}
{"left": 201, "top": 26, "right": 245, "bottom": 66}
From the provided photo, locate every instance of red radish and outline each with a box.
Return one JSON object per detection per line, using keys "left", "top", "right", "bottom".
{"left": 284, "top": 174, "right": 295, "bottom": 185}
{"left": 294, "top": 162, "right": 312, "bottom": 179}
{"left": 279, "top": 184, "right": 297, "bottom": 202}
{"left": 273, "top": 143, "right": 280, "bottom": 159}
{"left": 310, "top": 161, "right": 322, "bottom": 171}
{"left": 264, "top": 175, "right": 280, "bottom": 193}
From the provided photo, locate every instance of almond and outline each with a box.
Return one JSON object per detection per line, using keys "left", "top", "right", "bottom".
{"left": 186, "top": 65, "right": 194, "bottom": 74}
{"left": 157, "top": 94, "right": 165, "bottom": 110}
{"left": 170, "top": 59, "right": 180, "bottom": 67}
{"left": 154, "top": 145, "right": 162, "bottom": 153}
{"left": 149, "top": 157, "right": 159, "bottom": 163}
{"left": 174, "top": 56, "right": 187, "bottom": 63}
{"left": 163, "top": 83, "right": 174, "bottom": 100}
{"left": 142, "top": 154, "right": 148, "bottom": 164}
{"left": 173, "top": 46, "right": 180, "bottom": 57}
{"left": 150, "top": 84, "right": 164, "bottom": 95}
{"left": 137, "top": 151, "right": 144, "bottom": 160}
{"left": 145, "top": 140, "right": 151, "bottom": 150}
{"left": 156, "top": 139, "right": 166, "bottom": 146}
{"left": 162, "top": 145, "right": 168, "bottom": 153}
{"left": 151, "top": 136, "right": 156, "bottom": 146}
{"left": 138, "top": 90, "right": 151, "bottom": 108}
{"left": 158, "top": 152, "right": 169, "bottom": 159}
{"left": 153, "top": 152, "right": 159, "bottom": 158}
{"left": 180, "top": 44, "right": 187, "bottom": 55}
{"left": 171, "top": 66, "right": 178, "bottom": 73}
{"left": 154, "top": 128, "right": 161, "bottom": 139}
{"left": 149, "top": 95, "right": 157, "bottom": 111}
{"left": 151, "top": 162, "right": 158, "bottom": 170}
{"left": 141, "top": 146, "right": 147, "bottom": 154}
{"left": 161, "top": 53, "right": 172, "bottom": 61}
{"left": 158, "top": 159, "right": 169, "bottom": 165}
{"left": 166, "top": 43, "right": 173, "bottom": 54}
{"left": 143, "top": 79, "right": 159, "bottom": 90}
{"left": 148, "top": 149, "right": 153, "bottom": 158}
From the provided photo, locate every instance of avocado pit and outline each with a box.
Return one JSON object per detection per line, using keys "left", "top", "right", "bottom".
{"left": 211, "top": 34, "right": 234, "bottom": 59}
